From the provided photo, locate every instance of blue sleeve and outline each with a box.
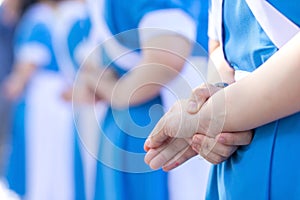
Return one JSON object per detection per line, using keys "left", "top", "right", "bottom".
{"left": 15, "top": 16, "right": 51, "bottom": 53}
{"left": 68, "top": 17, "right": 92, "bottom": 70}
{"left": 104, "top": 0, "right": 201, "bottom": 35}
{"left": 14, "top": 14, "right": 53, "bottom": 68}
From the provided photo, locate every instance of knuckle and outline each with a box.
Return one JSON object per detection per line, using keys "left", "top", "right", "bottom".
{"left": 193, "top": 85, "right": 208, "bottom": 97}
{"left": 224, "top": 133, "right": 235, "bottom": 145}
{"left": 163, "top": 124, "right": 174, "bottom": 137}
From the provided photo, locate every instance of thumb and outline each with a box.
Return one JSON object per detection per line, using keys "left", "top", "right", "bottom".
{"left": 187, "top": 84, "right": 219, "bottom": 114}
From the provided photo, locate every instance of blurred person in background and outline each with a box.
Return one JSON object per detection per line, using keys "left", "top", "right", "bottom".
{"left": 0, "top": 0, "right": 20, "bottom": 176}
{"left": 166, "top": 1, "right": 211, "bottom": 199}
{"left": 75, "top": 0, "right": 202, "bottom": 199}
{"left": 4, "top": 0, "right": 86, "bottom": 199}
{"left": 55, "top": 1, "right": 101, "bottom": 199}
{"left": 144, "top": 0, "right": 300, "bottom": 199}
{"left": 0, "top": 0, "right": 22, "bottom": 199}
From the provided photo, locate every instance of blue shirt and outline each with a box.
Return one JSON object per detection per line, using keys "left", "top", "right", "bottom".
{"left": 223, "top": 0, "right": 300, "bottom": 72}
{"left": 15, "top": 4, "right": 59, "bottom": 72}
{"left": 0, "top": 7, "right": 16, "bottom": 82}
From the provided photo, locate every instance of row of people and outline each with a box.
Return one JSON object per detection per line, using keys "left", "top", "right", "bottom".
{"left": 145, "top": 0, "right": 300, "bottom": 199}
{"left": 2, "top": 0, "right": 212, "bottom": 199}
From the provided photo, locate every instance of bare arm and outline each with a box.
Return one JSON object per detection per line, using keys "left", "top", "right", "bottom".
{"left": 207, "top": 39, "right": 235, "bottom": 84}
{"left": 4, "top": 62, "right": 37, "bottom": 100}
{"left": 144, "top": 33, "right": 300, "bottom": 169}
{"left": 86, "top": 34, "right": 192, "bottom": 108}
{"left": 199, "top": 32, "right": 300, "bottom": 134}
{"left": 208, "top": 39, "right": 220, "bottom": 53}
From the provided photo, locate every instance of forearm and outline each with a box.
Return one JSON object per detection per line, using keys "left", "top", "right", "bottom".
{"left": 208, "top": 39, "right": 220, "bottom": 54}
{"left": 207, "top": 40, "right": 235, "bottom": 84}
{"left": 108, "top": 63, "right": 182, "bottom": 108}
{"left": 99, "top": 34, "right": 192, "bottom": 108}
{"left": 10, "top": 62, "right": 36, "bottom": 86}
{"left": 199, "top": 32, "right": 300, "bottom": 134}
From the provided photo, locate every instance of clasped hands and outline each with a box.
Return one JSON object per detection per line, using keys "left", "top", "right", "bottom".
{"left": 144, "top": 84, "right": 253, "bottom": 171}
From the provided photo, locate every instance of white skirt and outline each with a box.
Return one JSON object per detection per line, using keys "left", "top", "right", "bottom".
{"left": 24, "top": 71, "right": 74, "bottom": 200}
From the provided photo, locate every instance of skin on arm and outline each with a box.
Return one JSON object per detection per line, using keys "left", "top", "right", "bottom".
{"left": 207, "top": 39, "right": 235, "bottom": 84}
{"left": 4, "top": 62, "right": 37, "bottom": 100}
{"left": 145, "top": 32, "right": 300, "bottom": 170}
{"left": 208, "top": 38, "right": 220, "bottom": 53}
{"left": 144, "top": 84, "right": 252, "bottom": 170}
{"left": 144, "top": 39, "right": 251, "bottom": 169}
{"left": 145, "top": 129, "right": 252, "bottom": 170}
{"left": 143, "top": 38, "right": 246, "bottom": 169}
{"left": 199, "top": 32, "right": 300, "bottom": 135}
{"left": 82, "top": 34, "right": 192, "bottom": 108}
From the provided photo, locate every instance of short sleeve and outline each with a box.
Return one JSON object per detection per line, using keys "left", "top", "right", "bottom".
{"left": 208, "top": 0, "right": 222, "bottom": 41}
{"left": 138, "top": 9, "right": 197, "bottom": 43}
{"left": 14, "top": 14, "right": 51, "bottom": 67}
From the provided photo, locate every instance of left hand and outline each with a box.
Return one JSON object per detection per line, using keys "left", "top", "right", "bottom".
{"left": 191, "top": 130, "right": 253, "bottom": 165}
{"left": 3, "top": 74, "right": 26, "bottom": 100}
{"left": 80, "top": 66, "right": 118, "bottom": 101}
{"left": 145, "top": 84, "right": 220, "bottom": 151}
{"left": 144, "top": 130, "right": 253, "bottom": 170}
{"left": 144, "top": 84, "right": 217, "bottom": 170}
{"left": 144, "top": 83, "right": 254, "bottom": 170}
{"left": 144, "top": 137, "right": 196, "bottom": 171}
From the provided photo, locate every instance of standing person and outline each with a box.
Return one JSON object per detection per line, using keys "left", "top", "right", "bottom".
{"left": 0, "top": 1, "right": 22, "bottom": 199}
{"left": 145, "top": 0, "right": 300, "bottom": 199}
{"left": 0, "top": 0, "right": 20, "bottom": 176}
{"left": 4, "top": 0, "right": 85, "bottom": 199}
{"left": 56, "top": 1, "right": 102, "bottom": 199}
{"left": 77, "top": 0, "right": 200, "bottom": 199}
{"left": 166, "top": 1, "right": 212, "bottom": 199}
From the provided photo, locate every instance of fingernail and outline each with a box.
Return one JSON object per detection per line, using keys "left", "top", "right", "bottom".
{"left": 187, "top": 100, "right": 197, "bottom": 112}
{"left": 144, "top": 139, "right": 151, "bottom": 151}
{"left": 145, "top": 139, "right": 150, "bottom": 146}
{"left": 218, "top": 136, "right": 226, "bottom": 144}
{"left": 144, "top": 145, "right": 150, "bottom": 152}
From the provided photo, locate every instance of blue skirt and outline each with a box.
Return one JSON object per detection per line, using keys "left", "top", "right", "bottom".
{"left": 206, "top": 112, "right": 300, "bottom": 200}
{"left": 94, "top": 97, "right": 169, "bottom": 200}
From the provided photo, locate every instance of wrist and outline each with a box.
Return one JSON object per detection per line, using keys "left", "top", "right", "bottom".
{"left": 196, "top": 93, "right": 226, "bottom": 137}
{"left": 214, "top": 82, "right": 229, "bottom": 88}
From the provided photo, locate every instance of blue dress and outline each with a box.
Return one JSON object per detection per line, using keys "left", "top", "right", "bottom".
{"left": 6, "top": 3, "right": 85, "bottom": 200}
{"left": 93, "top": 0, "right": 199, "bottom": 199}
{"left": 64, "top": 6, "right": 93, "bottom": 200}
{"left": 206, "top": 1, "right": 300, "bottom": 199}
{"left": 6, "top": 4, "right": 59, "bottom": 196}
{"left": 0, "top": 5, "right": 16, "bottom": 177}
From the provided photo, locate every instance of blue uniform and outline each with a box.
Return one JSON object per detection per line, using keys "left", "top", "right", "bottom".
{"left": 6, "top": 3, "right": 85, "bottom": 200}
{"left": 206, "top": 0, "right": 300, "bottom": 199}
{"left": 7, "top": 4, "right": 58, "bottom": 196}
{"left": 94, "top": 0, "right": 199, "bottom": 199}
{"left": 0, "top": 5, "right": 16, "bottom": 177}
{"left": 64, "top": 6, "right": 93, "bottom": 200}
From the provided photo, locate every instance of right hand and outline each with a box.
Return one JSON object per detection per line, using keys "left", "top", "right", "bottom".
{"left": 144, "top": 84, "right": 218, "bottom": 170}
{"left": 187, "top": 84, "right": 254, "bottom": 164}
{"left": 144, "top": 130, "right": 253, "bottom": 170}
{"left": 3, "top": 74, "right": 26, "bottom": 100}
{"left": 191, "top": 131, "right": 253, "bottom": 165}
